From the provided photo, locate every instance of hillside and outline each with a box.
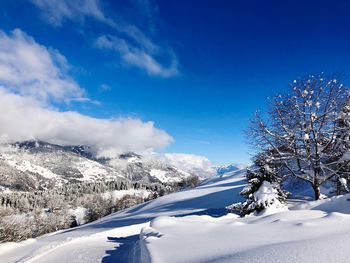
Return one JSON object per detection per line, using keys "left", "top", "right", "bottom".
{"left": 2, "top": 169, "right": 350, "bottom": 262}
{"left": 0, "top": 170, "right": 246, "bottom": 262}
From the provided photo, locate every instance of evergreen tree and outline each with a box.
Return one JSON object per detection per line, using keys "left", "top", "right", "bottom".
{"left": 227, "top": 160, "right": 288, "bottom": 216}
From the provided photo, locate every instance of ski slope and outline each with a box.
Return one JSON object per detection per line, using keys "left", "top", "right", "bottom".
{"left": 0, "top": 170, "right": 246, "bottom": 263}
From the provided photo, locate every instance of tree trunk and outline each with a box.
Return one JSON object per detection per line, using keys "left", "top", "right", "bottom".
{"left": 313, "top": 165, "right": 321, "bottom": 200}
{"left": 336, "top": 179, "right": 342, "bottom": 196}
{"left": 312, "top": 182, "right": 321, "bottom": 200}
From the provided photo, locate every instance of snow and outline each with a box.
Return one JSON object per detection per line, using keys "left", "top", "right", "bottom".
{"left": 0, "top": 169, "right": 245, "bottom": 263}
{"left": 339, "top": 178, "right": 349, "bottom": 192}
{"left": 148, "top": 153, "right": 216, "bottom": 178}
{"left": 141, "top": 202, "right": 350, "bottom": 263}
{"left": 0, "top": 145, "right": 125, "bottom": 185}
{"left": 0, "top": 185, "right": 12, "bottom": 193}
{"left": 76, "top": 160, "right": 119, "bottom": 181}
{"left": 149, "top": 169, "right": 183, "bottom": 183}
{"left": 2, "top": 169, "right": 350, "bottom": 262}
{"left": 216, "top": 164, "right": 246, "bottom": 176}
{"left": 150, "top": 169, "right": 170, "bottom": 182}
{"left": 102, "top": 189, "right": 152, "bottom": 202}
{"left": 69, "top": 207, "right": 87, "bottom": 226}
{"left": 2, "top": 153, "right": 57, "bottom": 179}
{"left": 302, "top": 89, "right": 308, "bottom": 97}
{"left": 253, "top": 181, "right": 287, "bottom": 214}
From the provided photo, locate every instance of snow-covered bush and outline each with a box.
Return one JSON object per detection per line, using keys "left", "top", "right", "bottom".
{"left": 0, "top": 213, "right": 33, "bottom": 242}
{"left": 0, "top": 207, "right": 75, "bottom": 243}
{"left": 227, "top": 164, "right": 288, "bottom": 216}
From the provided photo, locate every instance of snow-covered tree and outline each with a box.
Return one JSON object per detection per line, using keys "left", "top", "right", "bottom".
{"left": 249, "top": 74, "right": 349, "bottom": 199}
{"left": 333, "top": 97, "right": 350, "bottom": 194}
{"left": 227, "top": 160, "right": 288, "bottom": 216}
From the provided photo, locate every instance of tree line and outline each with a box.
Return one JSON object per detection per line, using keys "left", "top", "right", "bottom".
{"left": 0, "top": 175, "right": 200, "bottom": 242}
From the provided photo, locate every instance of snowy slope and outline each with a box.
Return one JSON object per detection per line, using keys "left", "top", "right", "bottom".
{"left": 140, "top": 192, "right": 350, "bottom": 263}
{"left": 2, "top": 168, "right": 350, "bottom": 263}
{"left": 0, "top": 170, "right": 246, "bottom": 263}
{"left": 141, "top": 209, "right": 350, "bottom": 263}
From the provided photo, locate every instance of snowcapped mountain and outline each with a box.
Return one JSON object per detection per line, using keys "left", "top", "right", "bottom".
{"left": 0, "top": 140, "right": 246, "bottom": 192}
{"left": 148, "top": 153, "right": 216, "bottom": 179}
{"left": 216, "top": 163, "right": 247, "bottom": 176}
{"left": 0, "top": 141, "right": 123, "bottom": 191}
{"left": 0, "top": 141, "right": 200, "bottom": 191}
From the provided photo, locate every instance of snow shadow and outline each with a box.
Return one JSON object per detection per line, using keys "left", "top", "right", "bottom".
{"left": 180, "top": 208, "right": 228, "bottom": 217}
{"left": 102, "top": 235, "right": 140, "bottom": 263}
{"left": 92, "top": 186, "right": 243, "bottom": 230}
{"left": 149, "top": 188, "right": 243, "bottom": 215}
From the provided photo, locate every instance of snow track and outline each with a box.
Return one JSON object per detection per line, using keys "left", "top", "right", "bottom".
{"left": 22, "top": 223, "right": 148, "bottom": 263}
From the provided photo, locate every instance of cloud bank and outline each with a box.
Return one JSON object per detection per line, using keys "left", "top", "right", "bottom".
{"left": 0, "top": 29, "right": 84, "bottom": 102}
{"left": 149, "top": 153, "right": 216, "bottom": 178}
{"left": 0, "top": 89, "right": 173, "bottom": 157}
{"left": 0, "top": 29, "right": 173, "bottom": 157}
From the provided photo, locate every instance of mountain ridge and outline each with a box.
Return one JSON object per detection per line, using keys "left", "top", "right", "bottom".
{"left": 0, "top": 140, "right": 205, "bottom": 191}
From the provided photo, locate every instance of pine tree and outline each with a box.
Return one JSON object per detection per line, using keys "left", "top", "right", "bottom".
{"left": 227, "top": 160, "right": 288, "bottom": 216}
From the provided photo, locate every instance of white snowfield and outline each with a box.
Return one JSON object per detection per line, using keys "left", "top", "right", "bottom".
{"left": 2, "top": 170, "right": 350, "bottom": 262}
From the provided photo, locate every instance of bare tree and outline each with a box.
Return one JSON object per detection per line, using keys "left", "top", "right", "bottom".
{"left": 248, "top": 74, "right": 349, "bottom": 200}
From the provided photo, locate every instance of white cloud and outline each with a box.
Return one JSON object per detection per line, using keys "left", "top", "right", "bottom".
{"left": 148, "top": 153, "right": 216, "bottom": 178}
{"left": 0, "top": 29, "right": 85, "bottom": 102}
{"left": 0, "top": 29, "right": 173, "bottom": 157}
{"left": 0, "top": 88, "right": 173, "bottom": 158}
{"left": 96, "top": 35, "right": 178, "bottom": 77}
{"left": 116, "top": 24, "right": 159, "bottom": 54}
{"left": 29, "top": 0, "right": 112, "bottom": 26}
{"left": 99, "top": 83, "right": 111, "bottom": 92}
{"left": 28, "top": 0, "right": 179, "bottom": 77}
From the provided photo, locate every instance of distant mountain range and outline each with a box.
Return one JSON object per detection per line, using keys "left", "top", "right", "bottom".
{"left": 215, "top": 163, "right": 247, "bottom": 176}
{"left": 0, "top": 140, "right": 245, "bottom": 192}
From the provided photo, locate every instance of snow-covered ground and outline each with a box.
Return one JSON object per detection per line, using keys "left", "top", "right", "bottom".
{"left": 0, "top": 170, "right": 245, "bottom": 262}
{"left": 141, "top": 206, "right": 350, "bottom": 263}
{"left": 2, "top": 169, "right": 350, "bottom": 262}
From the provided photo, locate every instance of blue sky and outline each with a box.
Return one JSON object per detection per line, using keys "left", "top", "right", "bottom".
{"left": 1, "top": 0, "right": 350, "bottom": 164}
